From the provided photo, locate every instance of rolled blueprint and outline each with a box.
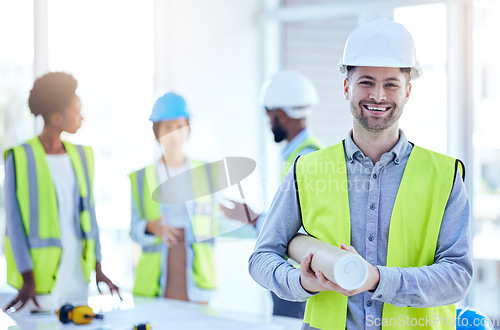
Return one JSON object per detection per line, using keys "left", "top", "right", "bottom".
{"left": 287, "top": 234, "right": 368, "bottom": 290}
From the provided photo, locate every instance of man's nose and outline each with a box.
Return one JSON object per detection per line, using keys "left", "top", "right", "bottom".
{"left": 369, "top": 85, "right": 387, "bottom": 102}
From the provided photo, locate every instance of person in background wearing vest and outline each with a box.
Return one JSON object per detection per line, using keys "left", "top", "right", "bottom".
{"left": 3, "top": 72, "right": 121, "bottom": 314}
{"left": 249, "top": 18, "right": 472, "bottom": 330}
{"left": 130, "top": 93, "right": 232, "bottom": 303}
{"left": 223, "top": 70, "right": 323, "bottom": 319}
{"left": 260, "top": 70, "right": 324, "bottom": 181}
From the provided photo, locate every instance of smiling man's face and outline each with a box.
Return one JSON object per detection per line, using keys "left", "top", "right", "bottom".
{"left": 344, "top": 66, "right": 411, "bottom": 133}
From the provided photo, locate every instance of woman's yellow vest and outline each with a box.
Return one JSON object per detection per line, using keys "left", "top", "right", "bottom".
{"left": 282, "top": 135, "right": 323, "bottom": 180}
{"left": 129, "top": 160, "right": 219, "bottom": 297}
{"left": 295, "top": 142, "right": 464, "bottom": 330}
{"left": 4, "top": 137, "right": 97, "bottom": 293}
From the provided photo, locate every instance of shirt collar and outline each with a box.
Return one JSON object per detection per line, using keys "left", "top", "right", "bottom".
{"left": 344, "top": 129, "right": 409, "bottom": 164}
{"left": 282, "top": 128, "right": 310, "bottom": 161}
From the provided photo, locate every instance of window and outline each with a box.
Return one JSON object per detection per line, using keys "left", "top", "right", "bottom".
{"left": 0, "top": 0, "right": 34, "bottom": 289}
{"left": 394, "top": 4, "right": 447, "bottom": 153}
{"left": 47, "top": 0, "right": 155, "bottom": 290}
{"left": 471, "top": 0, "right": 500, "bottom": 316}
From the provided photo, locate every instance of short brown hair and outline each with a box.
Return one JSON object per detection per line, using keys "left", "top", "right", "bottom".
{"left": 346, "top": 66, "right": 411, "bottom": 82}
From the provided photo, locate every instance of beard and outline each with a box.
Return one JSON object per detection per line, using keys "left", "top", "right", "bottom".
{"left": 271, "top": 116, "right": 287, "bottom": 143}
{"left": 350, "top": 100, "right": 403, "bottom": 132}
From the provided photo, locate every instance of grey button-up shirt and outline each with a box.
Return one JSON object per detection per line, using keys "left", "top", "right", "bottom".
{"left": 248, "top": 130, "right": 472, "bottom": 329}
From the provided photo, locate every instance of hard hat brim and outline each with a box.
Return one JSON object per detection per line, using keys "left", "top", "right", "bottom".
{"left": 338, "top": 61, "right": 422, "bottom": 80}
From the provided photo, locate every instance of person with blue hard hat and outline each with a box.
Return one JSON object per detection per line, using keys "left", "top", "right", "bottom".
{"left": 129, "top": 92, "right": 256, "bottom": 303}
{"left": 129, "top": 92, "right": 214, "bottom": 302}
{"left": 149, "top": 92, "right": 189, "bottom": 123}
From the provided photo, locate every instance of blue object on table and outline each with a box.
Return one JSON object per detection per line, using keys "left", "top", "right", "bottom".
{"left": 457, "top": 307, "right": 494, "bottom": 330}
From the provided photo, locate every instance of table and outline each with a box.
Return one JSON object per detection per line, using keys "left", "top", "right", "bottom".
{"left": 0, "top": 291, "right": 302, "bottom": 329}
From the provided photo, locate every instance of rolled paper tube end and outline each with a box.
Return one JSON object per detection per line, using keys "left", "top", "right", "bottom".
{"left": 333, "top": 254, "right": 369, "bottom": 290}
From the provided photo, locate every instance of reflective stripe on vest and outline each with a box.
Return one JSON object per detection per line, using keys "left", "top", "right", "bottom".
{"left": 296, "top": 142, "right": 459, "bottom": 330}
{"left": 136, "top": 167, "right": 147, "bottom": 218}
{"left": 23, "top": 143, "right": 63, "bottom": 248}
{"left": 281, "top": 135, "right": 323, "bottom": 180}
{"left": 4, "top": 137, "right": 96, "bottom": 293}
{"left": 74, "top": 144, "right": 98, "bottom": 240}
{"left": 130, "top": 160, "right": 219, "bottom": 297}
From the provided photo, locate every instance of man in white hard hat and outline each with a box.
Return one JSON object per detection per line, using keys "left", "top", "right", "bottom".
{"left": 259, "top": 70, "right": 323, "bottom": 180}
{"left": 249, "top": 18, "right": 472, "bottom": 329}
{"left": 222, "top": 70, "right": 323, "bottom": 318}
{"left": 262, "top": 70, "right": 323, "bottom": 318}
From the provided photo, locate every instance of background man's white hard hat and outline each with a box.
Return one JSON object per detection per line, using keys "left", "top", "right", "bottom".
{"left": 338, "top": 18, "right": 423, "bottom": 80}
{"left": 259, "top": 70, "right": 320, "bottom": 119}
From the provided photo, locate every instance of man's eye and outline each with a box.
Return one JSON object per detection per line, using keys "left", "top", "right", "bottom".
{"left": 359, "top": 81, "right": 372, "bottom": 86}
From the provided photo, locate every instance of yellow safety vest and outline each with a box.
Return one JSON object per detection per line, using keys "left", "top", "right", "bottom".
{"left": 129, "top": 159, "right": 219, "bottom": 297}
{"left": 281, "top": 135, "right": 323, "bottom": 180}
{"left": 295, "top": 141, "right": 463, "bottom": 330}
{"left": 4, "top": 137, "right": 97, "bottom": 293}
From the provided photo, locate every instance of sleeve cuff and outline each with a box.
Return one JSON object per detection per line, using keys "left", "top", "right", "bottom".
{"left": 16, "top": 264, "right": 34, "bottom": 275}
{"left": 95, "top": 247, "right": 102, "bottom": 261}
{"left": 138, "top": 220, "right": 159, "bottom": 246}
{"left": 289, "top": 268, "right": 318, "bottom": 301}
{"left": 371, "top": 266, "right": 400, "bottom": 303}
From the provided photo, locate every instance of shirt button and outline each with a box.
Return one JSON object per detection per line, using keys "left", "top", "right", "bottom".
{"left": 370, "top": 203, "right": 376, "bottom": 210}
{"left": 359, "top": 154, "right": 364, "bottom": 159}
{"left": 366, "top": 301, "right": 372, "bottom": 307}
{"left": 372, "top": 173, "right": 377, "bottom": 179}
{"left": 368, "top": 235, "right": 374, "bottom": 242}
{"left": 377, "top": 294, "right": 382, "bottom": 299}
{"left": 395, "top": 158, "right": 400, "bottom": 164}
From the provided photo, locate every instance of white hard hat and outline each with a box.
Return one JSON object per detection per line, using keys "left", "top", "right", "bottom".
{"left": 259, "top": 70, "right": 319, "bottom": 119}
{"left": 338, "top": 18, "right": 422, "bottom": 80}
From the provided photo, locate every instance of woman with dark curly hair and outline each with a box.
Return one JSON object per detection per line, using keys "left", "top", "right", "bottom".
{"left": 3, "top": 72, "right": 121, "bottom": 313}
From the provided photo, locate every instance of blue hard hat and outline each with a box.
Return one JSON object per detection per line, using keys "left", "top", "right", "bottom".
{"left": 457, "top": 307, "right": 494, "bottom": 330}
{"left": 149, "top": 93, "right": 190, "bottom": 122}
